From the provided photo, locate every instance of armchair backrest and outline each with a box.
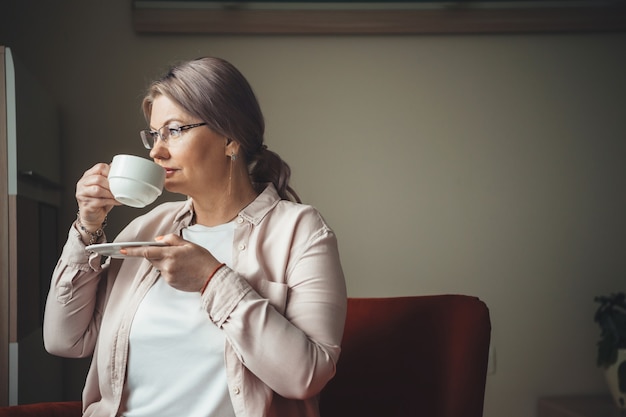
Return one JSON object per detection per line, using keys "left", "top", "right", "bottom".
{"left": 320, "top": 295, "right": 491, "bottom": 417}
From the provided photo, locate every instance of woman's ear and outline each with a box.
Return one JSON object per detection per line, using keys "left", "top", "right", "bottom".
{"left": 225, "top": 138, "right": 240, "bottom": 157}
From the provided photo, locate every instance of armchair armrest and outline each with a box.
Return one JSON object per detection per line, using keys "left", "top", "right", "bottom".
{"left": 0, "top": 401, "right": 82, "bottom": 417}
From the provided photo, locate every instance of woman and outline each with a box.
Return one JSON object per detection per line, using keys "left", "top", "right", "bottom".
{"left": 43, "top": 57, "right": 347, "bottom": 417}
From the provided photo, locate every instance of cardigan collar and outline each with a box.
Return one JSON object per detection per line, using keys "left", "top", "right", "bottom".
{"left": 173, "top": 183, "right": 282, "bottom": 227}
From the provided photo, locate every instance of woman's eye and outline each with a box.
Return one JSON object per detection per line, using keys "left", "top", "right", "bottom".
{"left": 168, "top": 127, "right": 182, "bottom": 137}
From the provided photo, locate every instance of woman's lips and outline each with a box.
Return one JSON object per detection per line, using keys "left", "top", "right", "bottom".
{"left": 163, "top": 168, "right": 178, "bottom": 177}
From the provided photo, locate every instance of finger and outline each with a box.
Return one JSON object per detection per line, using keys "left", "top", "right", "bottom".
{"left": 82, "top": 163, "right": 111, "bottom": 177}
{"left": 77, "top": 176, "right": 114, "bottom": 199}
{"left": 143, "top": 247, "right": 157, "bottom": 260}
{"left": 76, "top": 175, "right": 110, "bottom": 199}
{"left": 119, "top": 247, "right": 150, "bottom": 258}
{"left": 120, "top": 243, "right": 168, "bottom": 258}
{"left": 76, "top": 165, "right": 121, "bottom": 221}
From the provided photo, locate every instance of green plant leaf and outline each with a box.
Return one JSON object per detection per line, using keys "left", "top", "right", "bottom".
{"left": 594, "top": 292, "right": 626, "bottom": 367}
{"left": 597, "top": 337, "right": 619, "bottom": 368}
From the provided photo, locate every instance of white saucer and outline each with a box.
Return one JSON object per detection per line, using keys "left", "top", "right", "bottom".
{"left": 86, "top": 241, "right": 167, "bottom": 258}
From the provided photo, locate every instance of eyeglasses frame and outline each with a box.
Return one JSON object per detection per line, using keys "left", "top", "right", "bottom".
{"left": 140, "top": 122, "right": 208, "bottom": 149}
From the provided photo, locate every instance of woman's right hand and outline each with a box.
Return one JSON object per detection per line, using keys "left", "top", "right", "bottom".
{"left": 75, "top": 163, "right": 121, "bottom": 229}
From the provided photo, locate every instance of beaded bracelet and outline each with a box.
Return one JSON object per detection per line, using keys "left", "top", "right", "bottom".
{"left": 76, "top": 211, "right": 107, "bottom": 245}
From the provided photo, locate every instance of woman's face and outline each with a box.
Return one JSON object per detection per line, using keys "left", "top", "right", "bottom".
{"left": 148, "top": 95, "right": 230, "bottom": 198}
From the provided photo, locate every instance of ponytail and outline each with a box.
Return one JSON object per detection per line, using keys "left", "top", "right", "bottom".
{"left": 249, "top": 146, "right": 301, "bottom": 203}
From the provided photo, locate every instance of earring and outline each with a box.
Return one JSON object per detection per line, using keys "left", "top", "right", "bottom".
{"left": 228, "top": 152, "right": 237, "bottom": 195}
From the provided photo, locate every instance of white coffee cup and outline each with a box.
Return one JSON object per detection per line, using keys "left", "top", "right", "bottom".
{"left": 108, "top": 154, "right": 165, "bottom": 208}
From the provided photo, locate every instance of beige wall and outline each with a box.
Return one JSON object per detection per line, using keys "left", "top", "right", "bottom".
{"left": 2, "top": 1, "right": 626, "bottom": 416}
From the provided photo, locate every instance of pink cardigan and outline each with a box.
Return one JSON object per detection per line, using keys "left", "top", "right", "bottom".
{"left": 44, "top": 185, "right": 347, "bottom": 417}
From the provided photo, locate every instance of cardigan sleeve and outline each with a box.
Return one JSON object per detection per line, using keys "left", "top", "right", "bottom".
{"left": 202, "top": 207, "right": 347, "bottom": 400}
{"left": 43, "top": 224, "right": 109, "bottom": 358}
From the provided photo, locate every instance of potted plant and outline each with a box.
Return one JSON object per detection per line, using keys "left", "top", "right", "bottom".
{"left": 594, "top": 292, "right": 626, "bottom": 408}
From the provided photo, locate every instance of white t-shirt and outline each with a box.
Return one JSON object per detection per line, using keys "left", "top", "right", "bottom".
{"left": 123, "top": 222, "right": 236, "bottom": 417}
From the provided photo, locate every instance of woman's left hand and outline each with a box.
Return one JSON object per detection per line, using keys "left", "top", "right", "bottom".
{"left": 120, "top": 234, "right": 222, "bottom": 292}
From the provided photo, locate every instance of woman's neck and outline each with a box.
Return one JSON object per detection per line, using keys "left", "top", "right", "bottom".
{"left": 191, "top": 181, "right": 258, "bottom": 227}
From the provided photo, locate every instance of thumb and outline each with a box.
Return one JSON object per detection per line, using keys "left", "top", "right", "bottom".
{"left": 155, "top": 233, "right": 186, "bottom": 246}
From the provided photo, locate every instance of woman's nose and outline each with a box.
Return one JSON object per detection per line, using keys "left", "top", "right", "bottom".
{"left": 149, "top": 140, "right": 169, "bottom": 160}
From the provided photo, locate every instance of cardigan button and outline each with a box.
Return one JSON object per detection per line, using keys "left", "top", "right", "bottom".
{"left": 233, "top": 386, "right": 241, "bottom": 395}
{"left": 236, "top": 217, "right": 244, "bottom": 224}
{"left": 238, "top": 243, "right": 246, "bottom": 251}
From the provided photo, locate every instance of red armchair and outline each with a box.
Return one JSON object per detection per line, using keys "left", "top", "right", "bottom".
{"left": 0, "top": 295, "right": 491, "bottom": 417}
{"left": 0, "top": 401, "right": 81, "bottom": 417}
{"left": 320, "top": 295, "right": 491, "bottom": 417}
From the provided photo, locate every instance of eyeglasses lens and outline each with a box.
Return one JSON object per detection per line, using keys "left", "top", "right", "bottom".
{"left": 140, "top": 130, "right": 158, "bottom": 149}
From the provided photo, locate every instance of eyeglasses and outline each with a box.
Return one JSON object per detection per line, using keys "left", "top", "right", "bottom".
{"left": 140, "top": 122, "right": 207, "bottom": 149}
